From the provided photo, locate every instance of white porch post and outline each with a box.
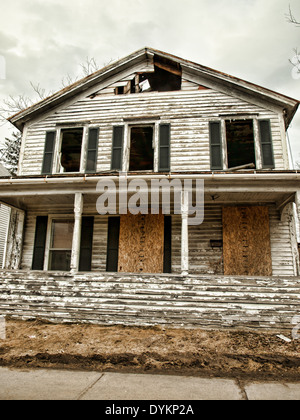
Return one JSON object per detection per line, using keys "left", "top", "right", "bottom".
{"left": 296, "top": 191, "right": 300, "bottom": 243}
{"left": 181, "top": 189, "right": 189, "bottom": 276}
{"left": 4, "top": 208, "right": 25, "bottom": 270}
{"left": 70, "top": 192, "right": 83, "bottom": 272}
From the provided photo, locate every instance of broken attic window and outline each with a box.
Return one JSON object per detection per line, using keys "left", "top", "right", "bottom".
{"left": 226, "top": 120, "right": 256, "bottom": 169}
{"left": 116, "top": 56, "right": 182, "bottom": 95}
{"left": 129, "top": 126, "right": 154, "bottom": 171}
{"left": 60, "top": 128, "right": 83, "bottom": 172}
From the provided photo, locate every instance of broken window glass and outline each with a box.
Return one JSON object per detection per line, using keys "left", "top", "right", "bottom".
{"left": 129, "top": 126, "right": 154, "bottom": 171}
{"left": 226, "top": 120, "right": 256, "bottom": 169}
{"left": 60, "top": 128, "right": 83, "bottom": 172}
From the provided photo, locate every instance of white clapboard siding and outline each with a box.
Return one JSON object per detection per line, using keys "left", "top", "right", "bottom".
{"left": 0, "top": 270, "right": 299, "bottom": 332}
{"left": 20, "top": 89, "right": 285, "bottom": 175}
{"left": 0, "top": 205, "right": 10, "bottom": 268}
{"left": 21, "top": 204, "right": 295, "bottom": 277}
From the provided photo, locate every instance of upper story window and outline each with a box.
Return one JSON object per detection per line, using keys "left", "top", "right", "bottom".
{"left": 209, "top": 118, "right": 275, "bottom": 171}
{"left": 41, "top": 126, "right": 99, "bottom": 175}
{"left": 60, "top": 128, "right": 83, "bottom": 172}
{"left": 226, "top": 120, "right": 256, "bottom": 169}
{"left": 129, "top": 126, "right": 154, "bottom": 171}
{"left": 111, "top": 122, "right": 170, "bottom": 172}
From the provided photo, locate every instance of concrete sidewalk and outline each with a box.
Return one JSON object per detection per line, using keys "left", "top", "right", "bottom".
{"left": 0, "top": 367, "right": 299, "bottom": 400}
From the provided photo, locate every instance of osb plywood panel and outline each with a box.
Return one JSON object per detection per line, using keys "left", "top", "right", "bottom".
{"left": 223, "top": 206, "right": 272, "bottom": 276}
{"left": 118, "top": 214, "right": 164, "bottom": 274}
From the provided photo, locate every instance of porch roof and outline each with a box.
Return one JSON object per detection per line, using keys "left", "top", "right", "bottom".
{"left": 0, "top": 170, "right": 299, "bottom": 212}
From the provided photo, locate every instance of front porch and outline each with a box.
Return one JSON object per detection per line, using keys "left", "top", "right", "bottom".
{"left": 0, "top": 270, "right": 299, "bottom": 332}
{"left": 0, "top": 172, "right": 300, "bottom": 332}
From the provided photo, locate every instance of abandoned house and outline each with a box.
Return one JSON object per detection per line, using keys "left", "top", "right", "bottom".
{"left": 0, "top": 163, "right": 10, "bottom": 268}
{"left": 0, "top": 47, "right": 299, "bottom": 331}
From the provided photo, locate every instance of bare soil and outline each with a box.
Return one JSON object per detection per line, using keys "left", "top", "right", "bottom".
{"left": 1, "top": 318, "right": 300, "bottom": 381}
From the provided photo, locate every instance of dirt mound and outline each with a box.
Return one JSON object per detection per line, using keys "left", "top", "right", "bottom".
{"left": 0, "top": 319, "right": 300, "bottom": 380}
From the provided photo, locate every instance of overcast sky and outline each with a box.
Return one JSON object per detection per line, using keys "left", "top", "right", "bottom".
{"left": 0, "top": 0, "right": 299, "bottom": 164}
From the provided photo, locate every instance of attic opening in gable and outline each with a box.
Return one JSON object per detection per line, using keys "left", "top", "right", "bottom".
{"left": 115, "top": 55, "right": 182, "bottom": 95}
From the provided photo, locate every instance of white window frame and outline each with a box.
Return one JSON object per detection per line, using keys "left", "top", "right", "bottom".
{"left": 219, "top": 116, "right": 262, "bottom": 170}
{"left": 52, "top": 125, "right": 89, "bottom": 174}
{"left": 122, "top": 120, "right": 164, "bottom": 172}
{"left": 44, "top": 215, "right": 74, "bottom": 271}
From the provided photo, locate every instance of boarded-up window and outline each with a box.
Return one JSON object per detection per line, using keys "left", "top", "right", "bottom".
{"left": 118, "top": 214, "right": 164, "bottom": 274}
{"left": 222, "top": 206, "right": 272, "bottom": 276}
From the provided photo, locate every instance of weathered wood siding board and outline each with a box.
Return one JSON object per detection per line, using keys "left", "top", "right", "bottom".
{"left": 0, "top": 271, "right": 299, "bottom": 332}
{"left": 21, "top": 204, "right": 296, "bottom": 277}
{"left": 20, "top": 89, "right": 285, "bottom": 175}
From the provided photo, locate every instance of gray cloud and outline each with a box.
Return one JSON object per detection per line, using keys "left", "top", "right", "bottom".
{"left": 0, "top": 0, "right": 299, "bottom": 160}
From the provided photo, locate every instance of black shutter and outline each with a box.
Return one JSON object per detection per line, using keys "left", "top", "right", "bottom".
{"left": 209, "top": 122, "right": 223, "bottom": 170}
{"left": 85, "top": 128, "right": 99, "bottom": 173}
{"left": 111, "top": 126, "right": 124, "bottom": 170}
{"left": 163, "top": 216, "right": 172, "bottom": 273}
{"left": 79, "top": 217, "right": 94, "bottom": 271}
{"left": 42, "top": 131, "right": 56, "bottom": 175}
{"left": 106, "top": 217, "right": 120, "bottom": 272}
{"left": 32, "top": 216, "right": 48, "bottom": 270}
{"left": 259, "top": 120, "right": 275, "bottom": 169}
{"left": 158, "top": 124, "right": 170, "bottom": 171}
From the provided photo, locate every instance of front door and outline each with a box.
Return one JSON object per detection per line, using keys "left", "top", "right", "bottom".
{"left": 222, "top": 206, "right": 272, "bottom": 276}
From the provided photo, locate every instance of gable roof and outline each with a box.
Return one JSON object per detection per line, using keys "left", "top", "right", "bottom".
{"left": 7, "top": 47, "right": 299, "bottom": 131}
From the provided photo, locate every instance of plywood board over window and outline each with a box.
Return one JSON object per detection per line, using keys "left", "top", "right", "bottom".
{"left": 118, "top": 214, "right": 164, "bottom": 273}
{"left": 222, "top": 206, "right": 272, "bottom": 276}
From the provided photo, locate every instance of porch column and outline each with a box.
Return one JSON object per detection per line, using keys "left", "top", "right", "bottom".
{"left": 70, "top": 192, "right": 83, "bottom": 272}
{"left": 296, "top": 191, "right": 300, "bottom": 242}
{"left": 4, "top": 207, "right": 25, "bottom": 270}
{"left": 181, "top": 190, "right": 189, "bottom": 276}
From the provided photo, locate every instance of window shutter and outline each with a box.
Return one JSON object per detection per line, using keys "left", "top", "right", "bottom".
{"left": 85, "top": 128, "right": 99, "bottom": 173}
{"left": 111, "top": 126, "right": 124, "bottom": 170}
{"left": 163, "top": 216, "right": 172, "bottom": 273}
{"left": 209, "top": 122, "right": 223, "bottom": 170}
{"left": 259, "top": 120, "right": 275, "bottom": 169}
{"left": 79, "top": 217, "right": 94, "bottom": 271}
{"left": 158, "top": 124, "right": 170, "bottom": 172}
{"left": 32, "top": 216, "right": 48, "bottom": 270}
{"left": 42, "top": 131, "right": 56, "bottom": 175}
{"left": 106, "top": 217, "right": 120, "bottom": 272}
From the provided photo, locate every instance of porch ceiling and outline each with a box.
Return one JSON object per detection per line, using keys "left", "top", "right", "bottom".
{"left": 0, "top": 190, "right": 294, "bottom": 212}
